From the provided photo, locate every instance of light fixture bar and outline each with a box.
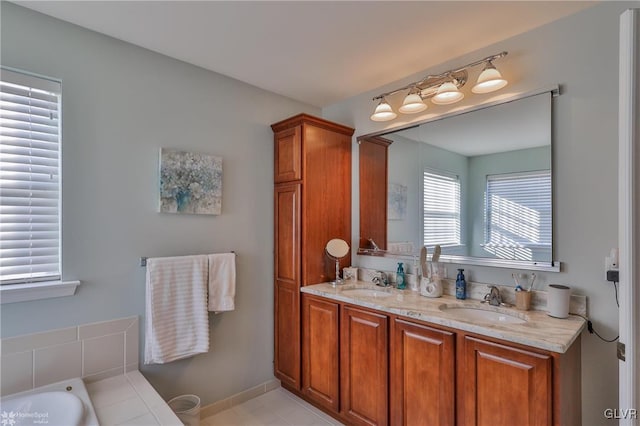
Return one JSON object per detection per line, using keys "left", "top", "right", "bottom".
{"left": 370, "top": 52, "right": 508, "bottom": 113}
{"left": 372, "top": 52, "right": 507, "bottom": 101}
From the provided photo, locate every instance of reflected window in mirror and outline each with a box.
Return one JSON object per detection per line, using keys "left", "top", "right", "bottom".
{"left": 423, "top": 169, "right": 461, "bottom": 247}
{"left": 484, "top": 170, "right": 552, "bottom": 261}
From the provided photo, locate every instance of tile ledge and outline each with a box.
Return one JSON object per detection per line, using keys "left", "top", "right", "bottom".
{"left": 0, "top": 280, "right": 80, "bottom": 304}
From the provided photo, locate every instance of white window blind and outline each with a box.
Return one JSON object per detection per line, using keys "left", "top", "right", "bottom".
{"left": 485, "top": 170, "right": 551, "bottom": 260}
{"left": 0, "top": 69, "right": 61, "bottom": 284}
{"left": 423, "top": 169, "right": 460, "bottom": 247}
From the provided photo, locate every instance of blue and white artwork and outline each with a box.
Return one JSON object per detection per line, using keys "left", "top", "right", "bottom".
{"left": 159, "top": 149, "right": 222, "bottom": 215}
{"left": 388, "top": 182, "right": 407, "bottom": 220}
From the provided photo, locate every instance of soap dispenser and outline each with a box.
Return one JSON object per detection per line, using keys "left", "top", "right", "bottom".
{"left": 396, "top": 262, "right": 406, "bottom": 290}
{"left": 456, "top": 269, "right": 467, "bottom": 300}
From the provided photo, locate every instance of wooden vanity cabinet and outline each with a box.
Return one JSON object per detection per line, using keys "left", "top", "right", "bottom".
{"left": 341, "top": 305, "right": 389, "bottom": 426}
{"left": 301, "top": 294, "right": 340, "bottom": 412}
{"left": 391, "top": 318, "right": 455, "bottom": 426}
{"left": 296, "top": 293, "right": 582, "bottom": 426}
{"left": 272, "top": 114, "right": 354, "bottom": 390}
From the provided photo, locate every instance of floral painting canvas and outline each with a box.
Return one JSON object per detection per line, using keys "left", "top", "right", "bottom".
{"left": 388, "top": 182, "right": 407, "bottom": 220}
{"left": 159, "top": 149, "right": 222, "bottom": 215}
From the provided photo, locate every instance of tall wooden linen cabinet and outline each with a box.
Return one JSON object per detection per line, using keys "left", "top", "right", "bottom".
{"left": 272, "top": 114, "right": 354, "bottom": 390}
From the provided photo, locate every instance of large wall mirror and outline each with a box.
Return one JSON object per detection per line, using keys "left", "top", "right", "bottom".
{"left": 358, "top": 90, "right": 560, "bottom": 271}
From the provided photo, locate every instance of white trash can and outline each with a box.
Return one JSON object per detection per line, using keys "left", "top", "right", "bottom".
{"left": 168, "top": 394, "right": 200, "bottom": 426}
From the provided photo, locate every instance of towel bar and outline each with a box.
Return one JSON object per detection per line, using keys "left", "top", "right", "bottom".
{"left": 140, "top": 252, "right": 236, "bottom": 267}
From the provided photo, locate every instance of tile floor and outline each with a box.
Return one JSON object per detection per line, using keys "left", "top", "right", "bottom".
{"left": 202, "top": 388, "right": 344, "bottom": 426}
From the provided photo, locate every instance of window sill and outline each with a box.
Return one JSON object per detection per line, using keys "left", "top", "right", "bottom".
{"left": 0, "top": 280, "right": 81, "bottom": 304}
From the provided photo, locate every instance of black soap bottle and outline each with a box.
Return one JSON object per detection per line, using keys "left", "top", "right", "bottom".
{"left": 396, "top": 262, "right": 406, "bottom": 290}
{"left": 456, "top": 269, "right": 466, "bottom": 300}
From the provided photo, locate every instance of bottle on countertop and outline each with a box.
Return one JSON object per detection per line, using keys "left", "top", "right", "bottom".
{"left": 396, "top": 262, "right": 406, "bottom": 290}
{"left": 456, "top": 269, "right": 466, "bottom": 300}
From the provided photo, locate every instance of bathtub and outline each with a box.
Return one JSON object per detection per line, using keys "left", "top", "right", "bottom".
{"left": 0, "top": 378, "right": 99, "bottom": 426}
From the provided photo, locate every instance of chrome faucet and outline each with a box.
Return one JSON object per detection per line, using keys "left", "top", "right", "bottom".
{"left": 372, "top": 270, "right": 389, "bottom": 287}
{"left": 483, "top": 286, "right": 502, "bottom": 306}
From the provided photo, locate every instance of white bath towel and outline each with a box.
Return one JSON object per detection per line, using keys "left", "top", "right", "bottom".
{"left": 207, "top": 253, "right": 236, "bottom": 312}
{"left": 144, "top": 255, "right": 209, "bottom": 365}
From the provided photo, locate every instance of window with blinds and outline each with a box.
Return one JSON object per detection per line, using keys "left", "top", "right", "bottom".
{"left": 484, "top": 170, "right": 552, "bottom": 261}
{"left": 423, "top": 169, "right": 460, "bottom": 247}
{"left": 0, "top": 69, "right": 62, "bottom": 285}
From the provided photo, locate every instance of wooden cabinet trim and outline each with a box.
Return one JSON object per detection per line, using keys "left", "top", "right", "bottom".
{"left": 271, "top": 113, "right": 355, "bottom": 136}
{"left": 357, "top": 135, "right": 393, "bottom": 147}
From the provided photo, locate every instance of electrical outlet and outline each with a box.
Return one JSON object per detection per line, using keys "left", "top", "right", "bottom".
{"left": 605, "top": 251, "right": 619, "bottom": 282}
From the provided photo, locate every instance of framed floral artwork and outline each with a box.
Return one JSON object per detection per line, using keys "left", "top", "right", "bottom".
{"left": 159, "top": 148, "right": 222, "bottom": 215}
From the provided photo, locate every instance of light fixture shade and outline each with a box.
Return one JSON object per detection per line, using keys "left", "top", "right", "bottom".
{"left": 398, "top": 92, "right": 427, "bottom": 114}
{"left": 370, "top": 99, "right": 397, "bottom": 121}
{"left": 472, "top": 63, "right": 508, "bottom": 94}
{"left": 432, "top": 82, "right": 464, "bottom": 105}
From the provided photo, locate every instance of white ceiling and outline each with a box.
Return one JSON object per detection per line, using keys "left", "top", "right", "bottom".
{"left": 14, "top": 1, "right": 596, "bottom": 108}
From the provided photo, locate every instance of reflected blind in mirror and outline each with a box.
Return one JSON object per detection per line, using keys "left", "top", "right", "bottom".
{"left": 423, "top": 170, "right": 461, "bottom": 247}
{"left": 484, "top": 170, "right": 551, "bottom": 261}
{"left": 0, "top": 69, "right": 61, "bottom": 284}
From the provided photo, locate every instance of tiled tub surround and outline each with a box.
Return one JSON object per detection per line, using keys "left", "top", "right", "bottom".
{"left": 0, "top": 316, "right": 139, "bottom": 396}
{"left": 87, "top": 371, "right": 181, "bottom": 425}
{"left": 302, "top": 281, "right": 586, "bottom": 353}
{"left": 0, "top": 316, "right": 182, "bottom": 425}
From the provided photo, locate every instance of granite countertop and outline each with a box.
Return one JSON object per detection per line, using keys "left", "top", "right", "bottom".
{"left": 301, "top": 281, "right": 586, "bottom": 353}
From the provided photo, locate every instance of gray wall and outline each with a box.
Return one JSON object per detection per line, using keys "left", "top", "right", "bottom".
{"left": 0, "top": 3, "right": 319, "bottom": 405}
{"left": 323, "top": 2, "right": 633, "bottom": 423}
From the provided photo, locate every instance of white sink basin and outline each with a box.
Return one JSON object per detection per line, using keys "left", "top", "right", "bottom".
{"left": 440, "top": 305, "right": 527, "bottom": 324}
{"left": 341, "top": 288, "right": 393, "bottom": 298}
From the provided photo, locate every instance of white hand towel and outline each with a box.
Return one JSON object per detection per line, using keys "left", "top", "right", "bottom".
{"left": 145, "top": 255, "right": 209, "bottom": 365}
{"left": 208, "top": 253, "right": 236, "bottom": 312}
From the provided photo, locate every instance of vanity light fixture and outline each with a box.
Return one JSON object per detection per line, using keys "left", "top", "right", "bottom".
{"left": 472, "top": 60, "right": 508, "bottom": 94}
{"left": 370, "top": 51, "right": 508, "bottom": 122}
{"left": 398, "top": 86, "right": 428, "bottom": 114}
{"left": 432, "top": 80, "right": 465, "bottom": 105}
{"left": 370, "top": 97, "right": 397, "bottom": 122}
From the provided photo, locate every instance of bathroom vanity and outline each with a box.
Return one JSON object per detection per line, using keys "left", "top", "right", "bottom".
{"left": 294, "top": 282, "right": 585, "bottom": 426}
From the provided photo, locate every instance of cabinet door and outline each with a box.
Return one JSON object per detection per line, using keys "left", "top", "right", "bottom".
{"left": 391, "top": 319, "right": 455, "bottom": 426}
{"left": 461, "top": 336, "right": 552, "bottom": 426}
{"left": 341, "top": 305, "right": 388, "bottom": 426}
{"left": 274, "top": 126, "right": 302, "bottom": 183}
{"left": 302, "top": 295, "right": 340, "bottom": 412}
{"left": 274, "top": 183, "right": 301, "bottom": 389}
